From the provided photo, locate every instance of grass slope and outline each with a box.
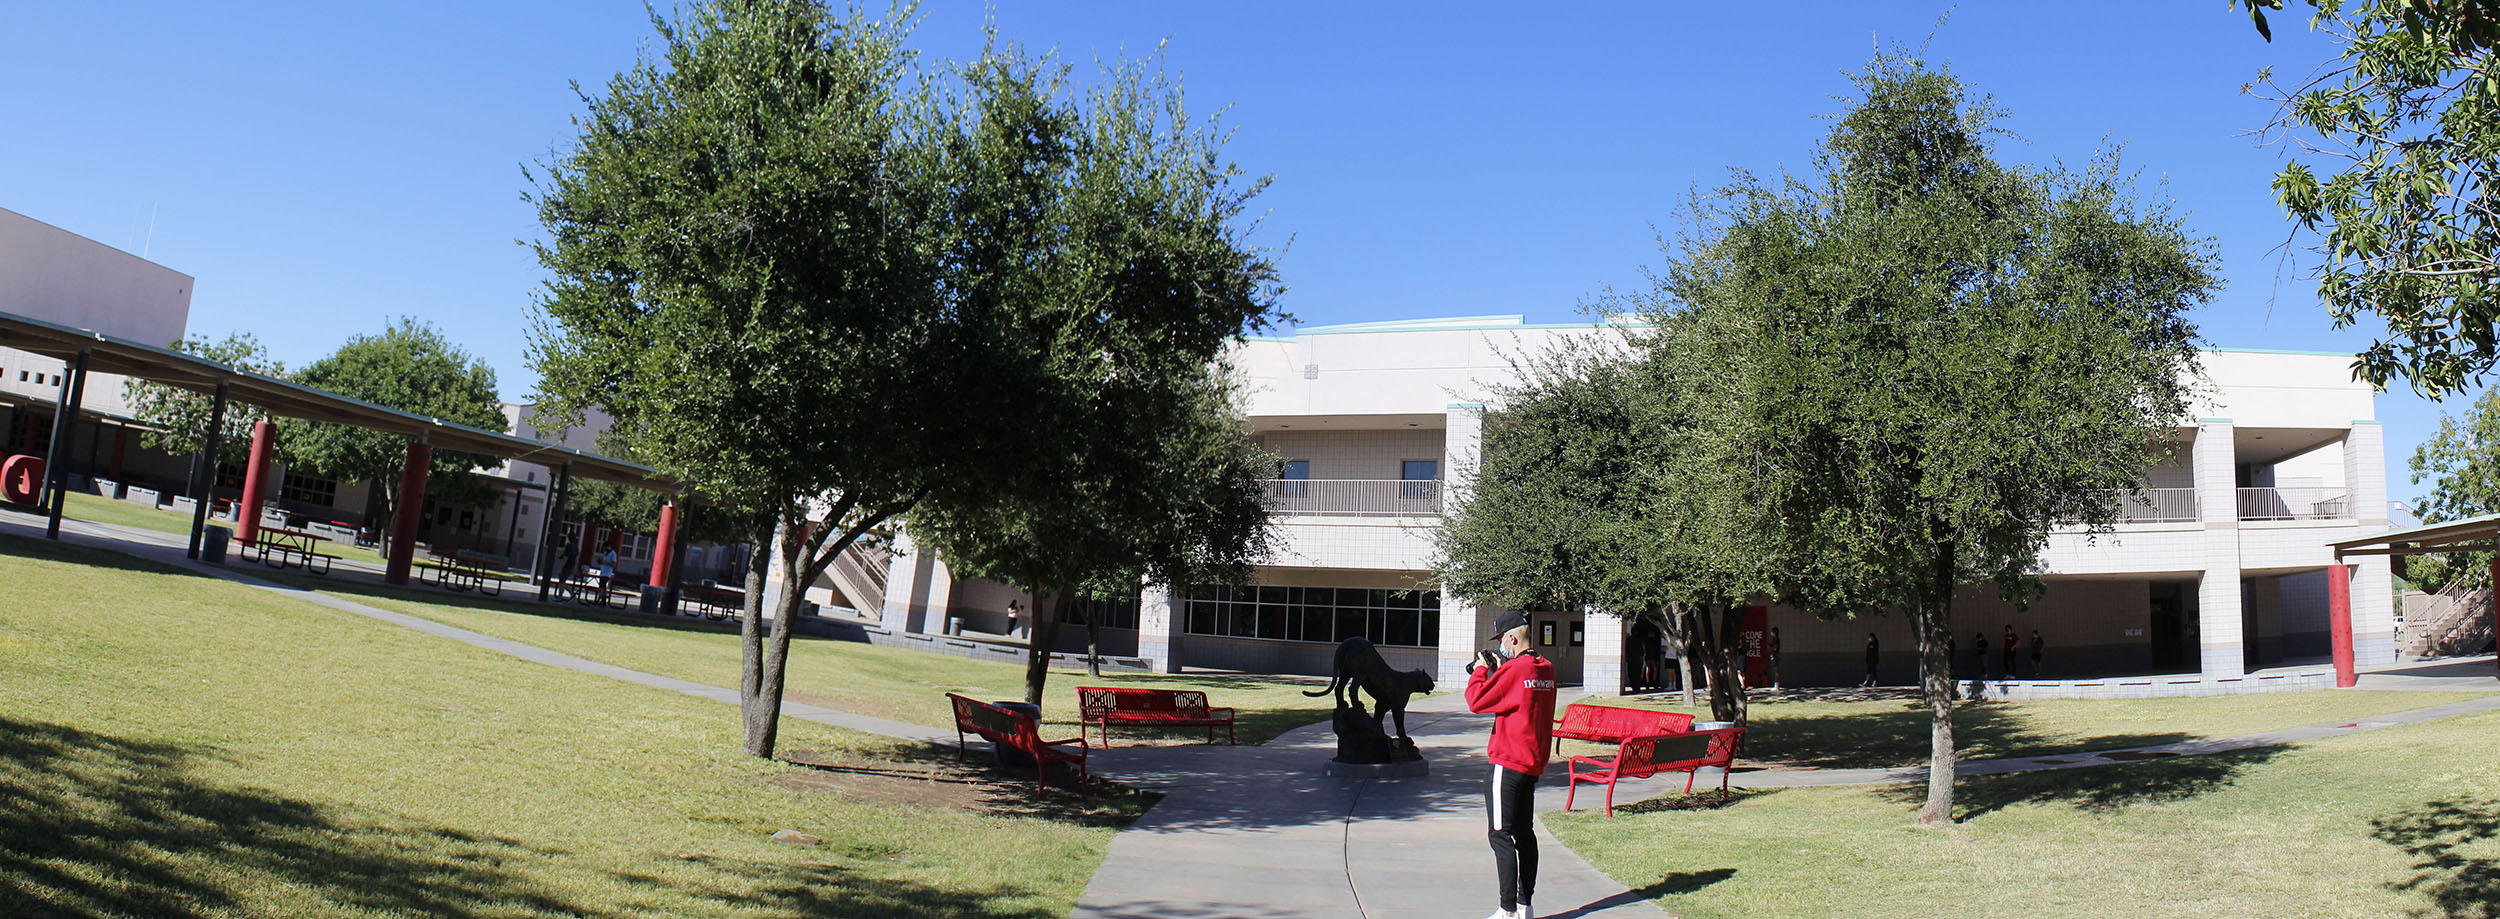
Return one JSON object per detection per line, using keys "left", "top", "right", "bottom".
{"left": 0, "top": 534, "right": 1145, "bottom": 918}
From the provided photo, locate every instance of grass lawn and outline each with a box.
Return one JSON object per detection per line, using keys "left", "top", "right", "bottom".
{"left": 1573, "top": 689, "right": 2495, "bottom": 769}
{"left": 1550, "top": 703, "right": 2500, "bottom": 919}
{"left": 0, "top": 533, "right": 1151, "bottom": 918}
{"left": 258, "top": 572, "right": 1345, "bottom": 744}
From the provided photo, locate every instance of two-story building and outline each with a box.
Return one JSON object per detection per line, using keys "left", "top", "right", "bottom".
{"left": 801, "top": 315, "right": 2393, "bottom": 696}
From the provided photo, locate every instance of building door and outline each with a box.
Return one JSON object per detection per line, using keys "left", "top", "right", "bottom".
{"left": 2150, "top": 582, "right": 2186, "bottom": 669}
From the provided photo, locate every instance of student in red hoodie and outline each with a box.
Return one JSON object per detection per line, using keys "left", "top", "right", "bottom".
{"left": 1467, "top": 609, "right": 1558, "bottom": 919}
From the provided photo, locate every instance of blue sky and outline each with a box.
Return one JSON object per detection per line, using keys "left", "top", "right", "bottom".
{"left": 0, "top": 2, "right": 2470, "bottom": 509}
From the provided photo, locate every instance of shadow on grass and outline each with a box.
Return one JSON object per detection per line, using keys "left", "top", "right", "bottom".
{"left": 781, "top": 756, "right": 1160, "bottom": 829}
{"left": 0, "top": 530, "right": 216, "bottom": 582}
{"left": 1539, "top": 868, "right": 1739, "bottom": 919}
{"left": 1880, "top": 746, "right": 2285, "bottom": 822}
{"left": 2374, "top": 797, "right": 2500, "bottom": 919}
{"left": 3, "top": 714, "right": 1067, "bottom": 919}
{"left": 1603, "top": 787, "right": 1779, "bottom": 815}
{"left": 1741, "top": 701, "right": 2204, "bottom": 771}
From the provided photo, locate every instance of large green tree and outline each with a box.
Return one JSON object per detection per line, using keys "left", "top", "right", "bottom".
{"left": 2237, "top": 0, "right": 2500, "bottom": 394}
{"left": 1660, "top": 54, "right": 2214, "bottom": 824}
{"left": 531, "top": 0, "right": 968, "bottom": 760}
{"left": 2405, "top": 386, "right": 2500, "bottom": 587}
{"left": 903, "top": 46, "right": 1283, "bottom": 705}
{"left": 123, "top": 332, "right": 285, "bottom": 491}
{"left": 1434, "top": 331, "right": 1765, "bottom": 719}
{"left": 283, "top": 319, "right": 508, "bottom": 549}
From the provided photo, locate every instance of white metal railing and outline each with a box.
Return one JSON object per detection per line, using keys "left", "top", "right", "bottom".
{"left": 2402, "top": 576, "right": 2492, "bottom": 660}
{"left": 2237, "top": 487, "right": 2350, "bottom": 521}
{"left": 1262, "top": 478, "right": 1442, "bottom": 517}
{"left": 2113, "top": 487, "right": 2198, "bottom": 523}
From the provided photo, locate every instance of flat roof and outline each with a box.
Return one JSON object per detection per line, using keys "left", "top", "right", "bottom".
{"left": 0, "top": 309, "right": 676, "bottom": 492}
{"left": 2329, "top": 512, "right": 2500, "bottom": 557}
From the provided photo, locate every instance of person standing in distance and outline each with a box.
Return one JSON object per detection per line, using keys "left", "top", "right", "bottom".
{"left": 1468, "top": 610, "right": 1557, "bottom": 919}
{"left": 1862, "top": 632, "right": 1881, "bottom": 687}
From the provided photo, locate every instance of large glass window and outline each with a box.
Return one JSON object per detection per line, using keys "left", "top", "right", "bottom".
{"left": 1182, "top": 584, "right": 1439, "bottom": 647}
{"left": 1066, "top": 591, "right": 1142, "bottom": 630}
{"left": 1401, "top": 459, "right": 1438, "bottom": 498}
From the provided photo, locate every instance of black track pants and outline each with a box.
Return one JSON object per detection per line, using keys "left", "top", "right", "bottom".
{"left": 1487, "top": 765, "right": 1539, "bottom": 912}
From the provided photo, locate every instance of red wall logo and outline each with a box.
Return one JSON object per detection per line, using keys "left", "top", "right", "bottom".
{"left": 1, "top": 454, "right": 44, "bottom": 506}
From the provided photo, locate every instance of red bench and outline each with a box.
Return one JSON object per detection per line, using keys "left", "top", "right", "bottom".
{"left": 1076, "top": 686, "right": 1236, "bottom": 747}
{"left": 1551, "top": 702, "right": 1694, "bottom": 754}
{"left": 946, "top": 693, "right": 1089, "bottom": 794}
{"left": 1564, "top": 726, "right": 1746, "bottom": 817}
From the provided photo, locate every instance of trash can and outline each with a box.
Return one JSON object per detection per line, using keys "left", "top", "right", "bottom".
{"left": 1692, "top": 721, "right": 1734, "bottom": 783}
{"left": 202, "top": 525, "right": 232, "bottom": 564}
{"left": 991, "top": 701, "right": 1042, "bottom": 768}
{"left": 946, "top": 616, "right": 964, "bottom": 636}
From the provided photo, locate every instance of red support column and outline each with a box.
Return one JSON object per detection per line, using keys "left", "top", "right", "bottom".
{"left": 649, "top": 502, "right": 680, "bottom": 590}
{"left": 109, "top": 427, "right": 126, "bottom": 478}
{"left": 2329, "top": 562, "right": 2356, "bottom": 688}
{"left": 385, "top": 440, "right": 432, "bottom": 586}
{"left": 236, "top": 420, "right": 276, "bottom": 543}
{"left": 2490, "top": 556, "right": 2499, "bottom": 682}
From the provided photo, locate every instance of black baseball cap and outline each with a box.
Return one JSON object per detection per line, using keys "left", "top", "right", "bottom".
{"left": 1487, "top": 609, "right": 1529, "bottom": 642}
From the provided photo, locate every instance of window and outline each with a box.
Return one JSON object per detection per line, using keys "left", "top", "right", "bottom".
{"left": 215, "top": 461, "right": 245, "bottom": 491}
{"left": 1065, "top": 591, "right": 1142, "bottom": 630}
{"left": 1182, "top": 585, "right": 1438, "bottom": 647}
{"left": 279, "top": 470, "right": 336, "bottom": 507}
{"left": 1281, "top": 460, "right": 1310, "bottom": 499}
{"left": 1401, "top": 459, "right": 1438, "bottom": 499}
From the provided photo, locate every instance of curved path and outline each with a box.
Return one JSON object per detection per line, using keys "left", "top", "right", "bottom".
{"left": 10, "top": 510, "right": 2500, "bottom": 919}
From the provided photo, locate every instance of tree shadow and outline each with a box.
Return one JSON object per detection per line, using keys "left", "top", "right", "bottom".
{"left": 0, "top": 714, "right": 580, "bottom": 918}
{"left": 1732, "top": 701, "right": 2203, "bottom": 771}
{"left": 2, "top": 714, "right": 1063, "bottom": 918}
{"left": 0, "top": 530, "right": 223, "bottom": 583}
{"left": 1882, "top": 746, "right": 2284, "bottom": 821}
{"left": 2373, "top": 797, "right": 2500, "bottom": 919}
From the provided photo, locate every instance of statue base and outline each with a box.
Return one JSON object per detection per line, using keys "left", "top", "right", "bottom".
{"left": 1324, "top": 757, "right": 1429, "bottom": 778}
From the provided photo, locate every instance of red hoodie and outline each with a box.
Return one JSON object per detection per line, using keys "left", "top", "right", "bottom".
{"left": 1466, "top": 651, "right": 1558, "bottom": 775}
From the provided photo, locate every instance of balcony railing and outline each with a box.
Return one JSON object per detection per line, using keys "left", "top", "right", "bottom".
{"left": 2237, "top": 487, "right": 2350, "bottom": 521}
{"left": 1262, "top": 479, "right": 1442, "bottom": 517}
{"left": 2114, "top": 487, "right": 2199, "bottom": 523}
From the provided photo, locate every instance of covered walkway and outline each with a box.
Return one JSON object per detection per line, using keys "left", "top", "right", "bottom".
{"left": 0, "top": 308, "right": 691, "bottom": 601}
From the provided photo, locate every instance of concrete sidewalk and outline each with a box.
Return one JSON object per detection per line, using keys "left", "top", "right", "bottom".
{"left": 1074, "top": 691, "right": 1665, "bottom": 919}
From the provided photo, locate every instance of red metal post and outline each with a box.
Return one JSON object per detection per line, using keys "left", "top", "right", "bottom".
{"left": 236, "top": 420, "right": 276, "bottom": 543}
{"left": 384, "top": 440, "right": 432, "bottom": 586}
{"left": 2329, "top": 562, "right": 2356, "bottom": 688}
{"left": 649, "top": 502, "right": 679, "bottom": 590}
{"left": 2490, "top": 556, "right": 2499, "bottom": 682}
{"left": 109, "top": 427, "right": 125, "bottom": 478}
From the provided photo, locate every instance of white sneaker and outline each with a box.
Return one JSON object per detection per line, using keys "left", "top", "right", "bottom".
{"left": 1483, "top": 910, "right": 1513, "bottom": 919}
{"left": 1517, "top": 901, "right": 1533, "bottom": 919}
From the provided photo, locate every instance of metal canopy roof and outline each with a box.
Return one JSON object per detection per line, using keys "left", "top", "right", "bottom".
{"left": 2328, "top": 512, "right": 2500, "bottom": 558}
{"left": 0, "top": 309, "right": 677, "bottom": 492}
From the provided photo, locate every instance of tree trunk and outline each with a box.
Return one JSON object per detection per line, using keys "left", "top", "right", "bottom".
{"left": 1084, "top": 606, "right": 1103, "bottom": 679}
{"left": 742, "top": 512, "right": 803, "bottom": 759}
{"left": 1916, "top": 541, "right": 1959, "bottom": 824}
{"left": 1704, "top": 602, "right": 1749, "bottom": 724}
{"left": 1023, "top": 588, "right": 1067, "bottom": 706}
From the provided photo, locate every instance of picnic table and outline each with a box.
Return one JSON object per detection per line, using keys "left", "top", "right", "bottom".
{"left": 680, "top": 584, "right": 745, "bottom": 620}
{"left": 242, "top": 526, "right": 338, "bottom": 574}
{"left": 417, "top": 552, "right": 511, "bottom": 596}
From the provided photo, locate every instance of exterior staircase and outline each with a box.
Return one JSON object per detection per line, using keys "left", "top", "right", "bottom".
{"left": 818, "top": 540, "right": 891, "bottom": 618}
{"left": 2401, "top": 576, "right": 2496, "bottom": 660}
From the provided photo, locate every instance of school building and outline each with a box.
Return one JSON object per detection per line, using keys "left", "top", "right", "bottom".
{"left": 832, "top": 315, "right": 2394, "bottom": 697}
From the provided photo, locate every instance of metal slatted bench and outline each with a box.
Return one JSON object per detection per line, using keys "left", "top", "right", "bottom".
{"left": 1551, "top": 702, "right": 1694, "bottom": 754}
{"left": 946, "top": 693, "right": 1089, "bottom": 794}
{"left": 1564, "top": 725, "right": 1746, "bottom": 817}
{"left": 1075, "top": 686, "right": 1237, "bottom": 747}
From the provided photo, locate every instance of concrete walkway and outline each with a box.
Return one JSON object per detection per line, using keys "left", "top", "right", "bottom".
{"left": 11, "top": 509, "right": 2500, "bottom": 918}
